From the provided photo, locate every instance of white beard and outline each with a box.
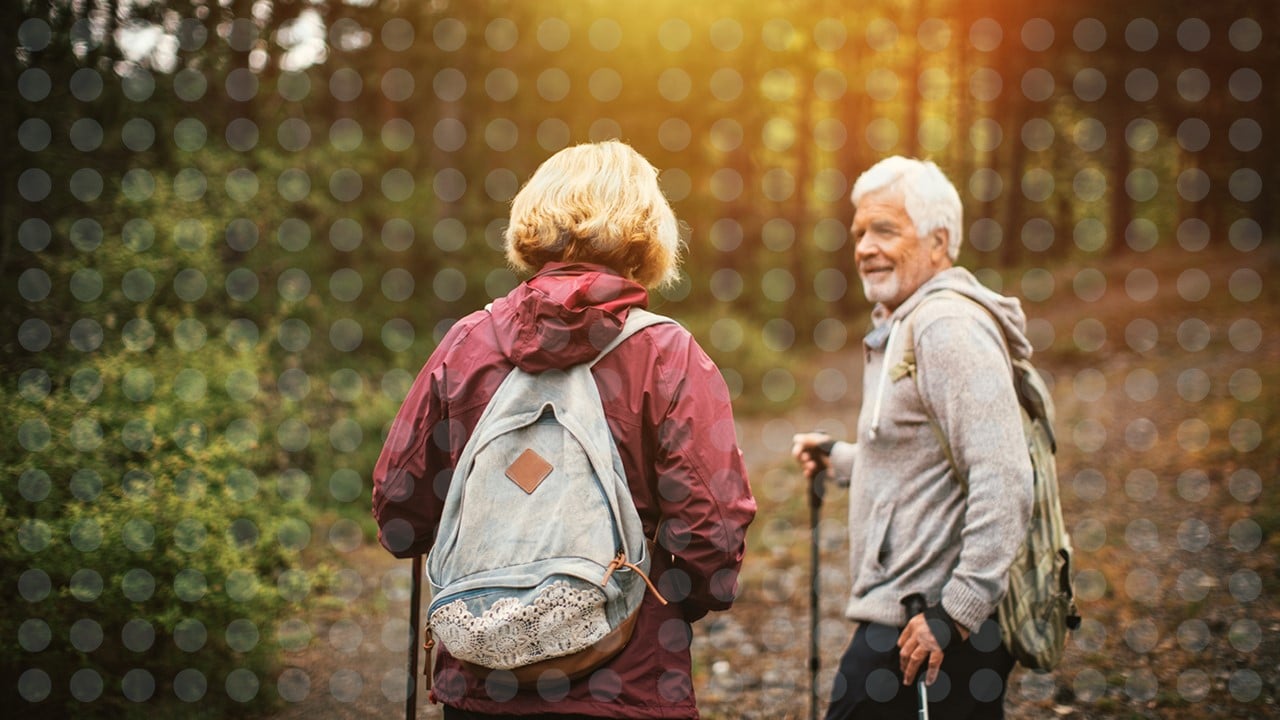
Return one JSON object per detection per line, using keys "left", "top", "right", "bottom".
{"left": 859, "top": 270, "right": 900, "bottom": 305}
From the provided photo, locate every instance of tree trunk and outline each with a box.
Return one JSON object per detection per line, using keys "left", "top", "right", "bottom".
{"left": 904, "top": 0, "right": 926, "bottom": 157}
{"left": 791, "top": 61, "right": 814, "bottom": 342}
{"left": 1106, "top": 98, "right": 1132, "bottom": 257}
{"left": 837, "top": 11, "right": 868, "bottom": 316}
{"left": 999, "top": 68, "right": 1028, "bottom": 267}
{"left": 952, "top": 4, "right": 972, "bottom": 190}
{"left": 0, "top": 2, "right": 21, "bottom": 282}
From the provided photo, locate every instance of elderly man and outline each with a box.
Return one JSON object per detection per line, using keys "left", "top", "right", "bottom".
{"left": 794, "top": 156, "right": 1033, "bottom": 719}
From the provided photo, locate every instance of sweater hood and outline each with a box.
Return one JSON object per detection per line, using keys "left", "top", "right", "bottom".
{"left": 487, "top": 262, "right": 650, "bottom": 373}
{"left": 873, "top": 266, "right": 1033, "bottom": 361}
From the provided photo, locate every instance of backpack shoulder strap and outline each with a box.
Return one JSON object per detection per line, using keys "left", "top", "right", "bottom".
{"left": 893, "top": 289, "right": 1006, "bottom": 380}
{"left": 897, "top": 292, "right": 1058, "bottom": 451}
{"left": 892, "top": 289, "right": 1007, "bottom": 492}
{"left": 588, "top": 308, "right": 677, "bottom": 368}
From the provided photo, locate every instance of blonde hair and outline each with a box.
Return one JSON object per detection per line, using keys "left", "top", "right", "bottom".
{"left": 505, "top": 141, "right": 683, "bottom": 288}
{"left": 851, "top": 156, "right": 964, "bottom": 261}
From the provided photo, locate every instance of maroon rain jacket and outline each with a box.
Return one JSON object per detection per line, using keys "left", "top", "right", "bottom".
{"left": 372, "top": 262, "right": 757, "bottom": 718}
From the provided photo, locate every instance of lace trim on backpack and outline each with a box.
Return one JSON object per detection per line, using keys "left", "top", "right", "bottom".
{"left": 430, "top": 581, "right": 609, "bottom": 669}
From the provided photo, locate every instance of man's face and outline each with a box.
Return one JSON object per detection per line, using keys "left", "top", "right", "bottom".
{"left": 852, "top": 190, "right": 945, "bottom": 310}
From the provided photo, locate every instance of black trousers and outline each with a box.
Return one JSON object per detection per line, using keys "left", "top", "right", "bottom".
{"left": 825, "top": 617, "right": 1015, "bottom": 720}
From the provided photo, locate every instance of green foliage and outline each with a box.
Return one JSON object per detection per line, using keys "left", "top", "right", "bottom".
{"left": 1, "top": 135, "right": 398, "bottom": 710}
{"left": 1, "top": 336, "right": 300, "bottom": 717}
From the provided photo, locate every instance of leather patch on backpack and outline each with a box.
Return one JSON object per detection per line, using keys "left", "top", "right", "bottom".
{"left": 506, "top": 449, "right": 553, "bottom": 494}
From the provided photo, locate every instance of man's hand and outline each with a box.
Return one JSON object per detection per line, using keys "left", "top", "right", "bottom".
{"left": 897, "top": 611, "right": 970, "bottom": 686}
{"left": 791, "top": 432, "right": 834, "bottom": 480}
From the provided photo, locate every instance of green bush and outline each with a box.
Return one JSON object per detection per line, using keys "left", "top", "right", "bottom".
{"left": 1, "top": 333, "right": 306, "bottom": 718}
{"left": 5, "top": 159, "right": 302, "bottom": 715}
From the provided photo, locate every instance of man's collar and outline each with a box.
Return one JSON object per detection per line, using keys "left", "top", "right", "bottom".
{"left": 863, "top": 267, "right": 971, "bottom": 348}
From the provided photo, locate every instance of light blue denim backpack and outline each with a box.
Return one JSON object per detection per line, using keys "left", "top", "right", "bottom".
{"left": 425, "top": 308, "right": 673, "bottom": 684}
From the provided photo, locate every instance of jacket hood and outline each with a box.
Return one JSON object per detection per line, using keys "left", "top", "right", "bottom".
{"left": 487, "top": 262, "right": 650, "bottom": 373}
{"left": 874, "top": 266, "right": 1033, "bottom": 361}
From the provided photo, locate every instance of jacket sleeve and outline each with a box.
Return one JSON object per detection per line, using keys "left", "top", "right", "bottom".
{"left": 371, "top": 349, "right": 453, "bottom": 559}
{"left": 828, "top": 441, "right": 859, "bottom": 487}
{"left": 650, "top": 335, "right": 757, "bottom": 622}
{"left": 916, "top": 313, "right": 1034, "bottom": 632}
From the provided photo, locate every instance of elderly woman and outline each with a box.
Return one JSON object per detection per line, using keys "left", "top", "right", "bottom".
{"left": 373, "top": 140, "right": 756, "bottom": 719}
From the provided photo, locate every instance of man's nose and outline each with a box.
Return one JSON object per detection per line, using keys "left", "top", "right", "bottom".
{"left": 854, "top": 239, "right": 877, "bottom": 263}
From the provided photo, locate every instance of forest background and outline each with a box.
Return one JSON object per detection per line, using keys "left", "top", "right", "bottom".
{"left": 3, "top": 0, "right": 1277, "bottom": 717}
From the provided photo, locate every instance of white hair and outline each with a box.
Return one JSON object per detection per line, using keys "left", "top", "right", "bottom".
{"left": 850, "top": 156, "right": 963, "bottom": 261}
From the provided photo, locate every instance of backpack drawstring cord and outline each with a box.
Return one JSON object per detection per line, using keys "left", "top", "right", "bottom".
{"left": 422, "top": 626, "right": 438, "bottom": 704}
{"left": 602, "top": 552, "right": 669, "bottom": 605}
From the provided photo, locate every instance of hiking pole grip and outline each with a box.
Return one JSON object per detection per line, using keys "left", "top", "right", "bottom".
{"left": 806, "top": 436, "right": 834, "bottom": 511}
{"left": 900, "top": 593, "right": 929, "bottom": 720}
{"left": 407, "top": 555, "right": 423, "bottom": 720}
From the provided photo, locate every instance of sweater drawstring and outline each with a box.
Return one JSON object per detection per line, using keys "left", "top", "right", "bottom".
{"left": 869, "top": 318, "right": 902, "bottom": 441}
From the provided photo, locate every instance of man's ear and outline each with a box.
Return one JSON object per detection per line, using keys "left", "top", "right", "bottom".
{"left": 930, "top": 228, "right": 951, "bottom": 263}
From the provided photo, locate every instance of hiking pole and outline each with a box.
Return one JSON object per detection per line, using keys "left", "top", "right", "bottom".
{"left": 900, "top": 593, "right": 929, "bottom": 720}
{"left": 407, "top": 554, "right": 423, "bottom": 720}
{"left": 807, "top": 461, "right": 826, "bottom": 720}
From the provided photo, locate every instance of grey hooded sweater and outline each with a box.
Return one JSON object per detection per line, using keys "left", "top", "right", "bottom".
{"left": 827, "top": 267, "right": 1034, "bottom": 633}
